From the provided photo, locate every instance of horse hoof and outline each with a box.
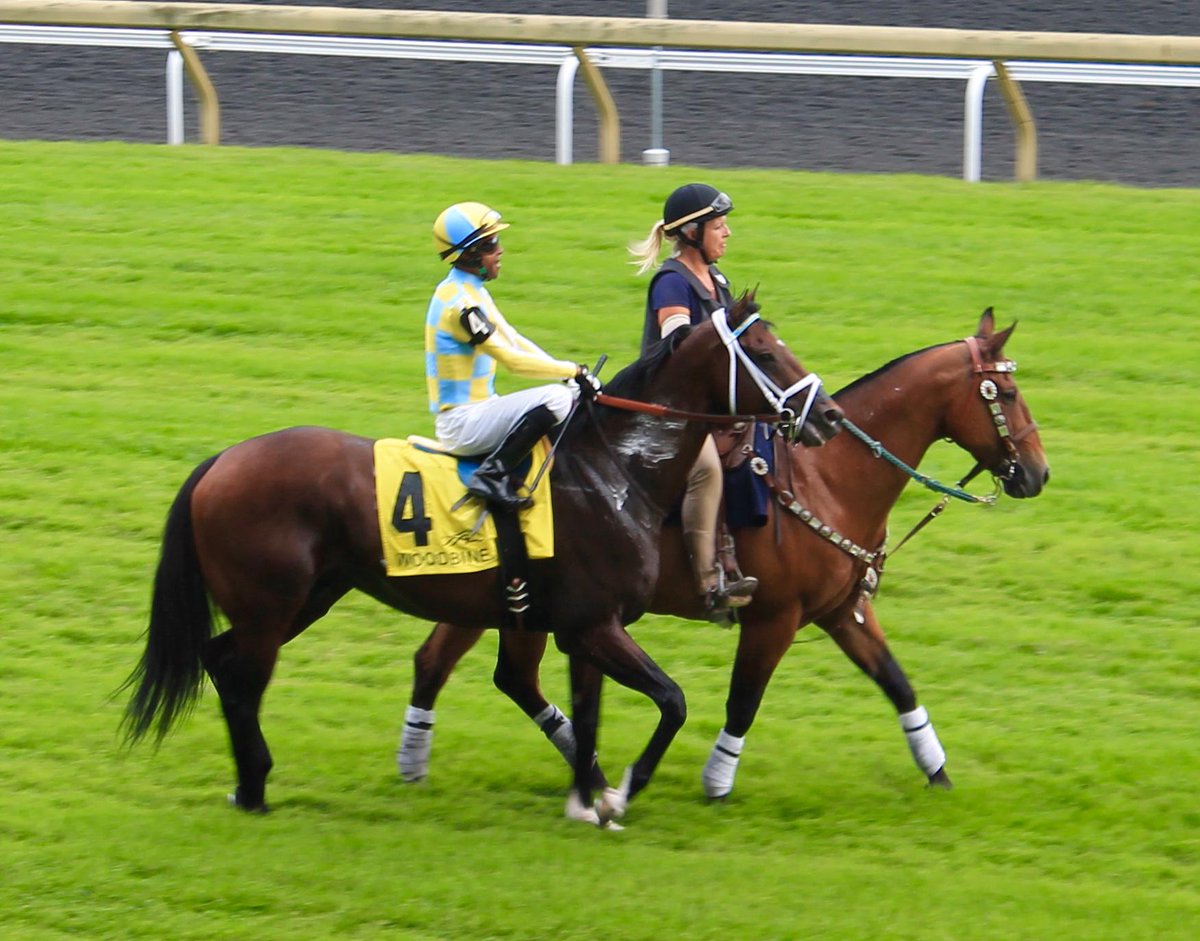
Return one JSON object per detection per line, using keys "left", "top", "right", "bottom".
{"left": 564, "top": 792, "right": 601, "bottom": 826}
{"left": 596, "top": 787, "right": 626, "bottom": 825}
{"left": 597, "top": 766, "right": 634, "bottom": 824}
{"left": 228, "top": 792, "right": 270, "bottom": 814}
{"left": 927, "top": 768, "right": 953, "bottom": 790}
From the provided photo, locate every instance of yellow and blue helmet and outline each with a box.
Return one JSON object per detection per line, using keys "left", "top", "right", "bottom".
{"left": 433, "top": 201, "right": 510, "bottom": 264}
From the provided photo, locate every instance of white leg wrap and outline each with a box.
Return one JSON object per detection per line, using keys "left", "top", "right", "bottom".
{"left": 598, "top": 766, "right": 632, "bottom": 823}
{"left": 702, "top": 729, "right": 744, "bottom": 798}
{"left": 397, "top": 705, "right": 435, "bottom": 782}
{"left": 564, "top": 790, "right": 601, "bottom": 826}
{"left": 533, "top": 703, "right": 577, "bottom": 765}
{"left": 899, "top": 706, "right": 946, "bottom": 776}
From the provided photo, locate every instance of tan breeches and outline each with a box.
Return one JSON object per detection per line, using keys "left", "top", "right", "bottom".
{"left": 682, "top": 435, "right": 723, "bottom": 594}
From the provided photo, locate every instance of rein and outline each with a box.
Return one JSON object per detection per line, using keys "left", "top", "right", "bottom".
{"left": 537, "top": 307, "right": 825, "bottom": 515}
{"left": 840, "top": 418, "right": 995, "bottom": 505}
{"left": 593, "top": 392, "right": 784, "bottom": 425}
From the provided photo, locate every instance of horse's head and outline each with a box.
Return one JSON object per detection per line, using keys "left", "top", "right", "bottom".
{"left": 704, "top": 291, "right": 843, "bottom": 447}
{"left": 944, "top": 308, "right": 1049, "bottom": 498}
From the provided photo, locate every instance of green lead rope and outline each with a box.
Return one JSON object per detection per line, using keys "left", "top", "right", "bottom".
{"left": 840, "top": 418, "right": 996, "bottom": 505}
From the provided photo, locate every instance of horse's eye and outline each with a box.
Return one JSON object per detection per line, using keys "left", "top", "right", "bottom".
{"left": 752, "top": 351, "right": 776, "bottom": 366}
{"left": 1002, "top": 390, "right": 1018, "bottom": 404}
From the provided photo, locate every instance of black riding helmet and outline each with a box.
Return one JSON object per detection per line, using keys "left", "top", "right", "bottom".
{"left": 662, "top": 183, "right": 733, "bottom": 235}
{"left": 662, "top": 183, "right": 733, "bottom": 263}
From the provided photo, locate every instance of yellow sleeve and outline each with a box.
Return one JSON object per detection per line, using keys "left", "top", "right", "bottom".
{"left": 481, "top": 312, "right": 577, "bottom": 381}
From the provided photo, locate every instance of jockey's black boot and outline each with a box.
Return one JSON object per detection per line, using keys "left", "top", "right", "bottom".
{"left": 466, "top": 405, "right": 558, "bottom": 511}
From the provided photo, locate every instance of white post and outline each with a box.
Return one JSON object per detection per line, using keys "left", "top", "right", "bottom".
{"left": 963, "top": 64, "right": 993, "bottom": 182}
{"left": 642, "top": 0, "right": 669, "bottom": 166}
{"left": 555, "top": 52, "right": 579, "bottom": 165}
{"left": 166, "top": 48, "right": 184, "bottom": 144}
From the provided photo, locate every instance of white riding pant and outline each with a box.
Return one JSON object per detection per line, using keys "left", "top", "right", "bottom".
{"left": 434, "top": 384, "right": 575, "bottom": 456}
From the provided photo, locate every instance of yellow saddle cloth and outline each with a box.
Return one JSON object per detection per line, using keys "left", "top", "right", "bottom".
{"left": 374, "top": 436, "right": 555, "bottom": 577}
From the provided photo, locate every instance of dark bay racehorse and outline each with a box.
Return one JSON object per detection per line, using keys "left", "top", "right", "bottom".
{"left": 401, "top": 310, "right": 1048, "bottom": 797}
{"left": 122, "top": 295, "right": 844, "bottom": 825}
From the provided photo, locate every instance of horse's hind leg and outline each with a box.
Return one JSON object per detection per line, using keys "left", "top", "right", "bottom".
{"left": 821, "top": 600, "right": 951, "bottom": 789}
{"left": 398, "top": 623, "right": 486, "bottom": 782}
{"left": 201, "top": 628, "right": 280, "bottom": 812}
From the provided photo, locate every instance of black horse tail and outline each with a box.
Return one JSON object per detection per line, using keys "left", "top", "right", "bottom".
{"left": 120, "top": 454, "right": 221, "bottom": 745}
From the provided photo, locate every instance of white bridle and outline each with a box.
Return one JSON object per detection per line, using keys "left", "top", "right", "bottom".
{"left": 711, "top": 307, "right": 823, "bottom": 434}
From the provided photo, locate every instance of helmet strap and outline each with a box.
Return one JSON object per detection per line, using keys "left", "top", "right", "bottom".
{"left": 679, "top": 221, "right": 711, "bottom": 265}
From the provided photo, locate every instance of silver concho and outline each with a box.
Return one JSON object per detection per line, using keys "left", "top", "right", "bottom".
{"left": 979, "top": 379, "right": 999, "bottom": 401}
{"left": 861, "top": 566, "right": 880, "bottom": 595}
{"left": 749, "top": 456, "right": 769, "bottom": 476}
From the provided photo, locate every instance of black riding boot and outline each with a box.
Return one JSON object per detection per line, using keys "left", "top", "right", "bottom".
{"left": 466, "top": 405, "right": 559, "bottom": 511}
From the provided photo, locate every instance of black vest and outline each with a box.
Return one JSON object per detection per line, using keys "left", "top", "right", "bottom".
{"left": 640, "top": 258, "right": 735, "bottom": 355}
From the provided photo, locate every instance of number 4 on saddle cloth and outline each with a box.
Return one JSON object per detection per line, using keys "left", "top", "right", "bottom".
{"left": 373, "top": 436, "right": 555, "bottom": 577}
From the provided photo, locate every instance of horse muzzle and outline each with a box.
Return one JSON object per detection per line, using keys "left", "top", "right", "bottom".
{"left": 792, "top": 396, "right": 844, "bottom": 448}
{"left": 999, "top": 459, "right": 1050, "bottom": 499}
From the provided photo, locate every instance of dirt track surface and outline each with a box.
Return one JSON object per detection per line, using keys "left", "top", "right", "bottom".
{"left": 1, "top": 1, "right": 1197, "bottom": 185}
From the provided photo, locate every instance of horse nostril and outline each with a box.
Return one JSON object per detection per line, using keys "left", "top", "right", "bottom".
{"left": 823, "top": 405, "right": 845, "bottom": 426}
{"left": 1043, "top": 467, "right": 1051, "bottom": 485}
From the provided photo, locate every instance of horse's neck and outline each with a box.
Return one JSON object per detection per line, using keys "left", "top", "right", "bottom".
{"left": 818, "top": 347, "right": 961, "bottom": 510}
{"left": 560, "top": 327, "right": 748, "bottom": 517}
{"left": 562, "top": 372, "right": 713, "bottom": 520}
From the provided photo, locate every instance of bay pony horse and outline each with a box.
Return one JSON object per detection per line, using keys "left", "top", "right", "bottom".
{"left": 121, "top": 294, "right": 844, "bottom": 825}
{"left": 402, "top": 309, "right": 1048, "bottom": 797}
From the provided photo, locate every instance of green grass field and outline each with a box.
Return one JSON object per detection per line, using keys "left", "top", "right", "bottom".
{"left": 2, "top": 140, "right": 1198, "bottom": 940}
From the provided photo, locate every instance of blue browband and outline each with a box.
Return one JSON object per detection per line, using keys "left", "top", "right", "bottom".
{"left": 730, "top": 312, "right": 760, "bottom": 338}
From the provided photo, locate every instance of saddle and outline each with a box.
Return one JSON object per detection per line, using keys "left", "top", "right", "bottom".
{"left": 713, "top": 421, "right": 758, "bottom": 471}
{"left": 374, "top": 436, "right": 555, "bottom": 631}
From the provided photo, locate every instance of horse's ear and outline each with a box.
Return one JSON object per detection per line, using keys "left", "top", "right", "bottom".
{"left": 989, "top": 320, "right": 1017, "bottom": 356}
{"left": 975, "top": 306, "right": 996, "bottom": 338}
{"left": 732, "top": 286, "right": 760, "bottom": 322}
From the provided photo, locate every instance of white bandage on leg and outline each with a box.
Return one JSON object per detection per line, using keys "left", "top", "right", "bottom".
{"left": 898, "top": 705, "right": 947, "bottom": 776}
{"left": 533, "top": 703, "right": 577, "bottom": 764}
{"left": 702, "top": 729, "right": 745, "bottom": 798}
{"left": 397, "top": 705, "right": 435, "bottom": 782}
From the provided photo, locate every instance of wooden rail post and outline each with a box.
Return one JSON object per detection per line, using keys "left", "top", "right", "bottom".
{"left": 572, "top": 46, "right": 620, "bottom": 164}
{"left": 169, "top": 30, "right": 220, "bottom": 145}
{"left": 993, "top": 60, "right": 1037, "bottom": 182}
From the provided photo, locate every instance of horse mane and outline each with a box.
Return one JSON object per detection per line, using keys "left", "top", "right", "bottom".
{"left": 833, "top": 342, "right": 950, "bottom": 399}
{"left": 603, "top": 291, "right": 761, "bottom": 398}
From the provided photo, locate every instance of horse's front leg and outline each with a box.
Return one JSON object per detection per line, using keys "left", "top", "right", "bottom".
{"left": 562, "top": 654, "right": 607, "bottom": 826}
{"left": 560, "top": 623, "right": 686, "bottom": 827}
{"left": 820, "top": 599, "right": 951, "bottom": 789}
{"left": 399, "top": 622, "right": 485, "bottom": 782}
{"left": 703, "top": 604, "right": 801, "bottom": 799}
{"left": 497, "top": 633, "right": 612, "bottom": 791}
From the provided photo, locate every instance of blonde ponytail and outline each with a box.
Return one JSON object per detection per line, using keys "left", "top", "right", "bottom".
{"left": 627, "top": 220, "right": 669, "bottom": 275}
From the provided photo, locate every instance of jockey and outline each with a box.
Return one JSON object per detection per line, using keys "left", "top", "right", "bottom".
{"left": 628, "top": 182, "right": 758, "bottom": 617}
{"left": 428, "top": 201, "right": 601, "bottom": 511}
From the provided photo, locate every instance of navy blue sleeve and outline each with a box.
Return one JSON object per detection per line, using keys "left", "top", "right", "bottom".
{"left": 648, "top": 270, "right": 695, "bottom": 316}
